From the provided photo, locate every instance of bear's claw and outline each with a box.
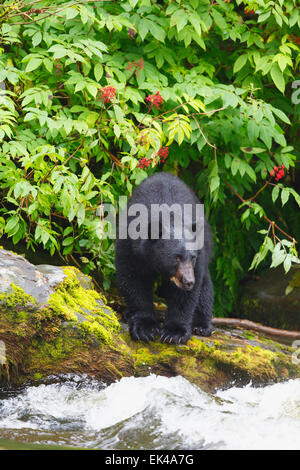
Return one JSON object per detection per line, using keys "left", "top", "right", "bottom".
{"left": 160, "top": 325, "right": 191, "bottom": 345}
{"left": 129, "top": 317, "right": 160, "bottom": 342}
{"left": 192, "top": 326, "right": 213, "bottom": 337}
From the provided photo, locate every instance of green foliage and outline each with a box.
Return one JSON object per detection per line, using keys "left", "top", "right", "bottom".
{"left": 0, "top": 0, "right": 299, "bottom": 314}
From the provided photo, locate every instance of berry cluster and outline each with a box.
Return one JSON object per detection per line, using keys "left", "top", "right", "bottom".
{"left": 137, "top": 147, "right": 169, "bottom": 170}
{"left": 98, "top": 86, "right": 116, "bottom": 103}
{"left": 290, "top": 35, "right": 300, "bottom": 45}
{"left": 270, "top": 165, "right": 285, "bottom": 181}
{"left": 137, "top": 157, "right": 151, "bottom": 169}
{"left": 157, "top": 146, "right": 169, "bottom": 162}
{"left": 55, "top": 59, "right": 63, "bottom": 74}
{"left": 145, "top": 91, "right": 163, "bottom": 109}
{"left": 126, "top": 58, "right": 144, "bottom": 71}
{"left": 24, "top": 8, "right": 43, "bottom": 15}
{"left": 244, "top": 7, "right": 255, "bottom": 14}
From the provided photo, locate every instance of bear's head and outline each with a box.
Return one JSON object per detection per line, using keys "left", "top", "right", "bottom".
{"left": 147, "top": 223, "right": 198, "bottom": 291}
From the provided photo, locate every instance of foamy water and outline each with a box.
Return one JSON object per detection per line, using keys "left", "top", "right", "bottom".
{"left": 0, "top": 374, "right": 300, "bottom": 449}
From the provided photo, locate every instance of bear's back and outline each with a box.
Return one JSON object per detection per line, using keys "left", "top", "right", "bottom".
{"left": 128, "top": 172, "right": 199, "bottom": 208}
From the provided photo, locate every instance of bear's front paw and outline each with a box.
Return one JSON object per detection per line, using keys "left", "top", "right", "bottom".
{"left": 160, "top": 324, "right": 191, "bottom": 344}
{"left": 193, "top": 325, "right": 213, "bottom": 337}
{"left": 129, "top": 316, "right": 160, "bottom": 342}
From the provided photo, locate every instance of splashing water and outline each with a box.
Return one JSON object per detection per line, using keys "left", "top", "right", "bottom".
{"left": 0, "top": 374, "right": 300, "bottom": 450}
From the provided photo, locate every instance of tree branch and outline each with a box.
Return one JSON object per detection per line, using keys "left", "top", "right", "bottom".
{"left": 212, "top": 317, "right": 300, "bottom": 342}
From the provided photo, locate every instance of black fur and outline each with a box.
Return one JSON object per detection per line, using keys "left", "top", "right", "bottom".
{"left": 115, "top": 172, "right": 214, "bottom": 344}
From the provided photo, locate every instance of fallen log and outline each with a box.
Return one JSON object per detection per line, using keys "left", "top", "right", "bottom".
{"left": 212, "top": 317, "right": 300, "bottom": 342}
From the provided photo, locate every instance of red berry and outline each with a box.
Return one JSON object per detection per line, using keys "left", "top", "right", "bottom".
{"left": 270, "top": 164, "right": 285, "bottom": 180}
{"left": 145, "top": 91, "right": 163, "bottom": 109}
{"left": 99, "top": 86, "right": 116, "bottom": 103}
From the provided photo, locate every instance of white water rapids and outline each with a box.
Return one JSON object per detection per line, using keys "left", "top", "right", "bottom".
{"left": 0, "top": 374, "right": 300, "bottom": 450}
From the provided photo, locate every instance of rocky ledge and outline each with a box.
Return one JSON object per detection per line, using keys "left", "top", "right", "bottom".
{"left": 0, "top": 248, "right": 299, "bottom": 392}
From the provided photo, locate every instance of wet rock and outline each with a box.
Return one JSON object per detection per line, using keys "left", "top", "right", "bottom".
{"left": 0, "top": 249, "right": 62, "bottom": 306}
{"left": 0, "top": 248, "right": 133, "bottom": 386}
{"left": 0, "top": 248, "right": 300, "bottom": 392}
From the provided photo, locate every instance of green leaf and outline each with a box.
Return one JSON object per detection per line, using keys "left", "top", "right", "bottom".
{"left": 270, "top": 64, "right": 285, "bottom": 93}
{"left": 241, "top": 147, "right": 265, "bottom": 154}
{"left": 271, "top": 107, "right": 291, "bottom": 125}
{"left": 25, "top": 58, "right": 42, "bottom": 73}
{"left": 138, "top": 19, "right": 149, "bottom": 40}
{"left": 260, "top": 126, "right": 272, "bottom": 149}
{"left": 77, "top": 204, "right": 85, "bottom": 226}
{"left": 245, "top": 165, "right": 256, "bottom": 182}
{"left": 212, "top": 9, "right": 227, "bottom": 31}
{"left": 283, "top": 255, "right": 292, "bottom": 273}
{"left": 234, "top": 55, "right": 248, "bottom": 73}
{"left": 272, "top": 185, "right": 280, "bottom": 203}
{"left": 113, "top": 104, "right": 124, "bottom": 123}
{"left": 189, "top": 15, "right": 202, "bottom": 36}
{"left": 247, "top": 120, "right": 259, "bottom": 142}
{"left": 94, "top": 63, "right": 103, "bottom": 82}
{"left": 271, "top": 244, "right": 285, "bottom": 268}
{"left": 32, "top": 32, "right": 42, "bottom": 47}
{"left": 65, "top": 7, "right": 79, "bottom": 19}
{"left": 273, "top": 10, "right": 282, "bottom": 27}
{"left": 281, "top": 188, "right": 289, "bottom": 206}
{"left": 150, "top": 22, "right": 166, "bottom": 41}
{"left": 5, "top": 216, "right": 19, "bottom": 233}
{"left": 210, "top": 175, "right": 220, "bottom": 193}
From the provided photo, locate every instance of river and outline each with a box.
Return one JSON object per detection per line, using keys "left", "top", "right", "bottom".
{"left": 0, "top": 374, "right": 300, "bottom": 450}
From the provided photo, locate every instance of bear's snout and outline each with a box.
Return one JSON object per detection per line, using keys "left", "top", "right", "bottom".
{"left": 182, "top": 277, "right": 194, "bottom": 291}
{"left": 171, "top": 260, "right": 195, "bottom": 291}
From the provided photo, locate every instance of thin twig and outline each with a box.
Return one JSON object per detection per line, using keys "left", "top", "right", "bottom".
{"left": 224, "top": 180, "right": 296, "bottom": 242}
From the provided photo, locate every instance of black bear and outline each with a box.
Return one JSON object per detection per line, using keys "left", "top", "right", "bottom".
{"left": 115, "top": 172, "right": 213, "bottom": 344}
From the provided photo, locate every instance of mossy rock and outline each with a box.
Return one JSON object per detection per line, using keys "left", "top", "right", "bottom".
{"left": 128, "top": 327, "right": 300, "bottom": 392}
{"left": 0, "top": 249, "right": 133, "bottom": 385}
{"left": 0, "top": 248, "right": 300, "bottom": 391}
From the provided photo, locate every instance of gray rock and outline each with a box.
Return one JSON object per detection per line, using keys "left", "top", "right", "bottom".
{"left": 0, "top": 249, "right": 65, "bottom": 306}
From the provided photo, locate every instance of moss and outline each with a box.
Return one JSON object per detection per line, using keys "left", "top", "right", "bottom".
{"left": 0, "top": 266, "right": 134, "bottom": 386}
{"left": 0, "top": 284, "right": 37, "bottom": 310}
{"left": 185, "top": 336, "right": 282, "bottom": 384}
{"left": 212, "top": 345, "right": 276, "bottom": 378}
{"left": 19, "top": 267, "right": 134, "bottom": 382}
{"left": 0, "top": 284, "right": 38, "bottom": 338}
{"left": 45, "top": 267, "right": 120, "bottom": 345}
{"left": 132, "top": 342, "right": 181, "bottom": 370}
{"left": 242, "top": 331, "right": 255, "bottom": 340}
{"left": 29, "top": 330, "right": 86, "bottom": 369}
{"left": 26, "top": 328, "right": 134, "bottom": 382}
{"left": 129, "top": 331, "right": 300, "bottom": 391}
{"left": 33, "top": 372, "right": 43, "bottom": 381}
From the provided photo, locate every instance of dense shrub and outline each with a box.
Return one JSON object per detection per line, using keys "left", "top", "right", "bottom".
{"left": 0, "top": 0, "right": 299, "bottom": 314}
